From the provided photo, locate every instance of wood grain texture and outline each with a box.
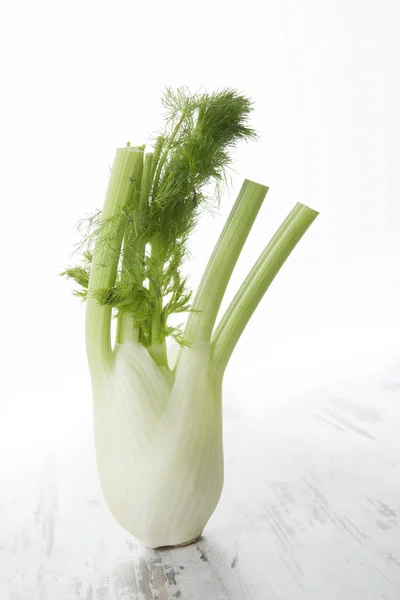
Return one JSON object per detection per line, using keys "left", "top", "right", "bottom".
{"left": 1, "top": 362, "right": 399, "bottom": 599}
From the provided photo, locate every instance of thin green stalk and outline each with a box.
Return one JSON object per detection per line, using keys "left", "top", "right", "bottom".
{"left": 184, "top": 180, "right": 269, "bottom": 346}
{"left": 148, "top": 121, "right": 185, "bottom": 368}
{"left": 140, "top": 152, "right": 154, "bottom": 212}
{"left": 148, "top": 340, "right": 169, "bottom": 369}
{"left": 211, "top": 203, "right": 319, "bottom": 374}
{"left": 116, "top": 315, "right": 138, "bottom": 345}
{"left": 85, "top": 147, "right": 144, "bottom": 374}
{"left": 151, "top": 112, "right": 187, "bottom": 198}
{"left": 116, "top": 152, "right": 153, "bottom": 345}
{"left": 146, "top": 131, "right": 181, "bottom": 367}
{"left": 149, "top": 234, "right": 168, "bottom": 368}
{"left": 149, "top": 136, "right": 164, "bottom": 185}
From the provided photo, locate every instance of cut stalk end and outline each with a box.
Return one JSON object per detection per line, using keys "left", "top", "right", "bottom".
{"left": 211, "top": 202, "right": 319, "bottom": 374}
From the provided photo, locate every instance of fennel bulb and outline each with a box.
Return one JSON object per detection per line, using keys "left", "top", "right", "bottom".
{"left": 95, "top": 340, "right": 222, "bottom": 548}
{"left": 63, "top": 88, "right": 318, "bottom": 548}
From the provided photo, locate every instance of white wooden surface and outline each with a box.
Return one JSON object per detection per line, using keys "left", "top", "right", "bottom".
{"left": 1, "top": 359, "right": 400, "bottom": 600}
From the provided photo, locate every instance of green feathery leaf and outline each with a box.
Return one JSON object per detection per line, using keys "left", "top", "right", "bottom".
{"left": 62, "top": 87, "right": 257, "bottom": 348}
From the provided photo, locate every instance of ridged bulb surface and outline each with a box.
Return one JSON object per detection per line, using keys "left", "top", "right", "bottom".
{"left": 93, "top": 340, "right": 224, "bottom": 548}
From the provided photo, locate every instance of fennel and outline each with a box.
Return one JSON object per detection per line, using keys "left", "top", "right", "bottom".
{"left": 62, "top": 87, "right": 318, "bottom": 548}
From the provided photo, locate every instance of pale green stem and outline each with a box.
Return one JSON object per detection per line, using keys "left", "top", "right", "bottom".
{"left": 149, "top": 136, "right": 164, "bottom": 188}
{"left": 116, "top": 313, "right": 139, "bottom": 345}
{"left": 146, "top": 133, "right": 174, "bottom": 367}
{"left": 116, "top": 152, "right": 153, "bottom": 345}
{"left": 184, "top": 180, "right": 269, "bottom": 346}
{"left": 148, "top": 341, "right": 169, "bottom": 369}
{"left": 148, "top": 109, "right": 195, "bottom": 367}
{"left": 85, "top": 147, "right": 144, "bottom": 375}
{"left": 211, "top": 203, "right": 319, "bottom": 375}
{"left": 148, "top": 234, "right": 168, "bottom": 368}
{"left": 140, "top": 152, "right": 154, "bottom": 211}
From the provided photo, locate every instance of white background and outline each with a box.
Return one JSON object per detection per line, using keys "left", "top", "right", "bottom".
{"left": 0, "top": 0, "right": 399, "bottom": 465}
{"left": 1, "top": 2, "right": 400, "bottom": 598}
